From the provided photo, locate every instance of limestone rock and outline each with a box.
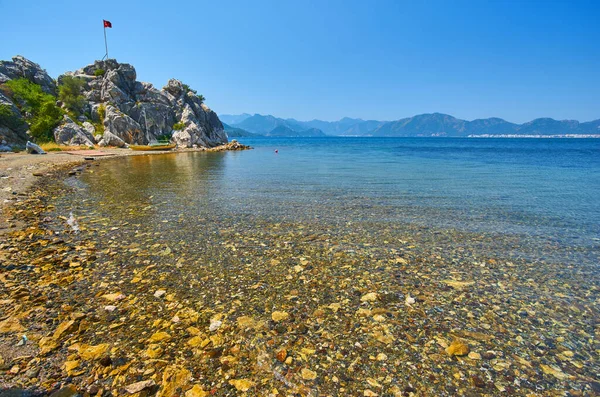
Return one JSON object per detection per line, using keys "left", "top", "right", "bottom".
{"left": 0, "top": 91, "right": 28, "bottom": 146}
{"left": 0, "top": 55, "right": 56, "bottom": 94}
{"left": 53, "top": 116, "right": 95, "bottom": 146}
{"left": 103, "top": 105, "right": 144, "bottom": 144}
{"left": 66, "top": 60, "right": 227, "bottom": 148}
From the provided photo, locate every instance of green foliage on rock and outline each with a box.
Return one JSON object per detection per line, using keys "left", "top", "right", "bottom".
{"left": 196, "top": 94, "right": 205, "bottom": 103}
{"left": 0, "top": 104, "right": 26, "bottom": 130}
{"left": 182, "top": 84, "right": 197, "bottom": 95}
{"left": 58, "top": 76, "right": 86, "bottom": 117}
{"left": 156, "top": 133, "right": 172, "bottom": 142}
{"left": 172, "top": 122, "right": 185, "bottom": 131}
{"left": 94, "top": 69, "right": 106, "bottom": 77}
{"left": 2, "top": 78, "right": 63, "bottom": 142}
{"left": 94, "top": 103, "right": 106, "bottom": 134}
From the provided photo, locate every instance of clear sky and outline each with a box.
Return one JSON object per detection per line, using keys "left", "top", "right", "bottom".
{"left": 1, "top": 0, "right": 598, "bottom": 123}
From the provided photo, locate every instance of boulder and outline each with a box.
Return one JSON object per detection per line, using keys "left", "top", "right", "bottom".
{"left": 82, "top": 121, "right": 96, "bottom": 136}
{"left": 98, "top": 131, "right": 127, "bottom": 148}
{"left": 53, "top": 116, "right": 95, "bottom": 146}
{"left": 103, "top": 105, "right": 144, "bottom": 144}
{"left": 0, "top": 56, "right": 56, "bottom": 95}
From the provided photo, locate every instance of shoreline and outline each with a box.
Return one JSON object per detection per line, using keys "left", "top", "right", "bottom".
{"left": 0, "top": 142, "right": 250, "bottom": 233}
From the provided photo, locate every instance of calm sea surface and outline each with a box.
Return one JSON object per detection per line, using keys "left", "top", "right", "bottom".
{"left": 76, "top": 137, "right": 599, "bottom": 267}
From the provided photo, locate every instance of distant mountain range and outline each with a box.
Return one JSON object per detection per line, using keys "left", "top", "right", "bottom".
{"left": 219, "top": 113, "right": 600, "bottom": 137}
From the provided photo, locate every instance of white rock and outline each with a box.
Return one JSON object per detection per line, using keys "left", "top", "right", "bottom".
{"left": 209, "top": 319, "right": 222, "bottom": 332}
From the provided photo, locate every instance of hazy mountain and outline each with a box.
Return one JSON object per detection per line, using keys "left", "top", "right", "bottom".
{"left": 219, "top": 113, "right": 252, "bottom": 125}
{"left": 223, "top": 113, "right": 600, "bottom": 137}
{"left": 373, "top": 113, "right": 468, "bottom": 136}
{"left": 222, "top": 123, "right": 262, "bottom": 138}
{"left": 267, "top": 125, "right": 326, "bottom": 137}
{"left": 372, "top": 113, "right": 600, "bottom": 137}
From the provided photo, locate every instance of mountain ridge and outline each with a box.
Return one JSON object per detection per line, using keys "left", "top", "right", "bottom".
{"left": 220, "top": 112, "right": 600, "bottom": 137}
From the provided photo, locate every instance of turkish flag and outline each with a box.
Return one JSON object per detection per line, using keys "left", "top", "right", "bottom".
{"left": 103, "top": 20, "right": 112, "bottom": 28}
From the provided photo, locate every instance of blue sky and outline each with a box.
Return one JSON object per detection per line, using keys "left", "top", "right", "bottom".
{"left": 1, "top": 0, "right": 598, "bottom": 123}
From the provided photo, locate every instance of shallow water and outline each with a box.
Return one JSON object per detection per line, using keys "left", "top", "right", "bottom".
{"left": 75, "top": 137, "right": 600, "bottom": 268}
{"left": 37, "top": 137, "right": 600, "bottom": 394}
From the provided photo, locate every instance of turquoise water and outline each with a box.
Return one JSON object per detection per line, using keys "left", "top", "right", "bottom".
{"left": 78, "top": 137, "right": 599, "bottom": 267}
{"left": 220, "top": 137, "right": 599, "bottom": 263}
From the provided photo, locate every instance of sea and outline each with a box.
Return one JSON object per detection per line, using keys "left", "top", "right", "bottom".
{"left": 42, "top": 137, "right": 600, "bottom": 393}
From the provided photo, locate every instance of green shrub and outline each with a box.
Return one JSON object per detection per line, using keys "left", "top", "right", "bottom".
{"left": 172, "top": 122, "right": 185, "bottom": 131}
{"left": 29, "top": 101, "right": 63, "bottom": 142}
{"left": 98, "top": 104, "right": 106, "bottom": 121}
{"left": 58, "top": 76, "right": 86, "bottom": 117}
{"left": 2, "top": 78, "right": 63, "bottom": 142}
{"left": 94, "top": 69, "right": 106, "bottom": 77}
{"left": 181, "top": 84, "right": 197, "bottom": 95}
{"left": 0, "top": 104, "right": 26, "bottom": 130}
{"left": 156, "top": 133, "right": 172, "bottom": 142}
{"left": 196, "top": 94, "right": 205, "bottom": 103}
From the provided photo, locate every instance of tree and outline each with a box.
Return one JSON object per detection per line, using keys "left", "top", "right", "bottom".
{"left": 2, "top": 78, "right": 63, "bottom": 142}
{"left": 58, "top": 76, "right": 86, "bottom": 117}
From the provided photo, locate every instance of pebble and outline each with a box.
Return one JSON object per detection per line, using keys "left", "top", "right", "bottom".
{"left": 445, "top": 340, "right": 470, "bottom": 356}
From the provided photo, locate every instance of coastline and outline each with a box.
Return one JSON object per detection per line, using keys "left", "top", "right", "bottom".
{"left": 0, "top": 142, "right": 250, "bottom": 232}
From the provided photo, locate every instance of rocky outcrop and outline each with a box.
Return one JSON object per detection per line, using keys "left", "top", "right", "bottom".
{"left": 0, "top": 56, "right": 56, "bottom": 95}
{"left": 53, "top": 116, "right": 95, "bottom": 146}
{"left": 0, "top": 91, "right": 28, "bottom": 146}
{"left": 0, "top": 56, "right": 228, "bottom": 148}
{"left": 62, "top": 59, "right": 227, "bottom": 148}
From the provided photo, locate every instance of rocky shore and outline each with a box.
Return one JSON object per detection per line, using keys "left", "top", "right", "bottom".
{"left": 0, "top": 152, "right": 598, "bottom": 396}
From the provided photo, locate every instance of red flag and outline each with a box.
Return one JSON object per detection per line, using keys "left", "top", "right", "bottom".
{"left": 103, "top": 20, "right": 112, "bottom": 28}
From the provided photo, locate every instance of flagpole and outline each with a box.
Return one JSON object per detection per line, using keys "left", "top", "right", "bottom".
{"left": 103, "top": 24, "right": 109, "bottom": 60}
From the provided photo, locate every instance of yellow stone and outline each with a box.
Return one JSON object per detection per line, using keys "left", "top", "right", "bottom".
{"left": 63, "top": 360, "right": 80, "bottom": 375}
{"left": 446, "top": 340, "right": 470, "bottom": 356}
{"left": 271, "top": 311, "right": 289, "bottom": 322}
{"left": 468, "top": 352, "right": 481, "bottom": 360}
{"left": 236, "top": 316, "right": 255, "bottom": 328}
{"left": 157, "top": 366, "right": 192, "bottom": 397}
{"left": 101, "top": 292, "right": 125, "bottom": 301}
{"left": 148, "top": 331, "right": 171, "bottom": 343}
{"left": 356, "top": 308, "right": 372, "bottom": 317}
{"left": 79, "top": 343, "right": 110, "bottom": 360}
{"left": 373, "top": 314, "right": 386, "bottom": 322}
{"left": 185, "top": 385, "right": 209, "bottom": 397}
{"left": 145, "top": 344, "right": 163, "bottom": 359}
{"left": 360, "top": 292, "right": 378, "bottom": 302}
{"left": 186, "top": 336, "right": 204, "bottom": 347}
{"left": 0, "top": 316, "right": 25, "bottom": 334}
{"left": 442, "top": 280, "right": 474, "bottom": 290}
{"left": 187, "top": 326, "right": 201, "bottom": 335}
{"left": 229, "top": 379, "right": 254, "bottom": 392}
{"left": 53, "top": 320, "right": 76, "bottom": 340}
{"left": 540, "top": 364, "right": 569, "bottom": 380}
{"left": 301, "top": 368, "right": 317, "bottom": 380}
{"left": 38, "top": 336, "right": 60, "bottom": 355}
